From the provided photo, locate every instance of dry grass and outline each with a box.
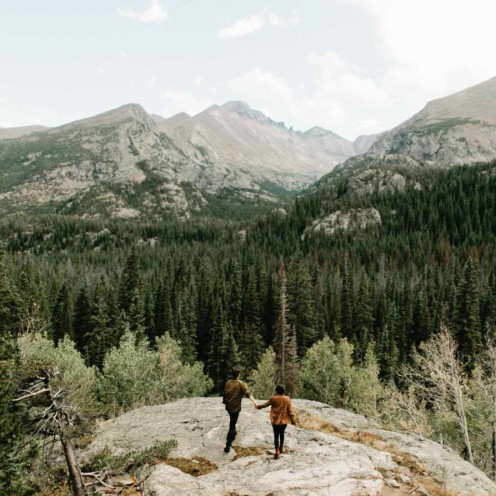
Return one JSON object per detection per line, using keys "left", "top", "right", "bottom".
{"left": 164, "top": 456, "right": 218, "bottom": 477}
{"left": 297, "top": 409, "right": 388, "bottom": 450}
{"left": 297, "top": 409, "right": 462, "bottom": 496}
{"left": 232, "top": 445, "right": 267, "bottom": 460}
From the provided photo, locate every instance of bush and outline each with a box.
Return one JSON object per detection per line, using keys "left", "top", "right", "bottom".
{"left": 298, "top": 337, "right": 383, "bottom": 417}
{"left": 98, "top": 332, "right": 212, "bottom": 414}
{"left": 248, "top": 347, "right": 277, "bottom": 399}
{"left": 17, "top": 333, "right": 100, "bottom": 416}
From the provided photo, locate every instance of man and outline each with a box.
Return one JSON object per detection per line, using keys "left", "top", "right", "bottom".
{"left": 222, "top": 368, "right": 257, "bottom": 453}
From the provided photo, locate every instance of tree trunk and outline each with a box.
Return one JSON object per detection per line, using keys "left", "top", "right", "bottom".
{"left": 60, "top": 430, "right": 86, "bottom": 496}
{"left": 44, "top": 377, "right": 87, "bottom": 496}
{"left": 493, "top": 419, "right": 496, "bottom": 480}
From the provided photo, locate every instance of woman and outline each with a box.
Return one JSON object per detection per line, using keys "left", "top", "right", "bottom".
{"left": 257, "top": 385, "right": 299, "bottom": 459}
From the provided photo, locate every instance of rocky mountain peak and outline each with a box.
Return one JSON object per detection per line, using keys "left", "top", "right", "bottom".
{"left": 304, "top": 126, "right": 337, "bottom": 138}
{"left": 220, "top": 101, "right": 277, "bottom": 126}
{"left": 56, "top": 103, "right": 152, "bottom": 131}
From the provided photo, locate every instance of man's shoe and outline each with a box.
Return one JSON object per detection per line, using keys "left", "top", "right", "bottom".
{"left": 224, "top": 445, "right": 231, "bottom": 453}
{"left": 274, "top": 448, "right": 280, "bottom": 460}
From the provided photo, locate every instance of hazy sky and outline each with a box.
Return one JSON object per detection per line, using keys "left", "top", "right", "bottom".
{"left": 1, "top": 0, "right": 496, "bottom": 139}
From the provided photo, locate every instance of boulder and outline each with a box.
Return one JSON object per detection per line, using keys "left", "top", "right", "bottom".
{"left": 84, "top": 398, "right": 496, "bottom": 495}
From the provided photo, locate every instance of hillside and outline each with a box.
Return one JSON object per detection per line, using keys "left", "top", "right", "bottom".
{"left": 345, "top": 77, "right": 496, "bottom": 173}
{"left": 0, "top": 102, "right": 371, "bottom": 220}
{"left": 82, "top": 398, "right": 496, "bottom": 495}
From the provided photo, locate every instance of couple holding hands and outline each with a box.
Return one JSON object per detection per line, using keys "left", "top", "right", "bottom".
{"left": 223, "top": 368, "right": 299, "bottom": 460}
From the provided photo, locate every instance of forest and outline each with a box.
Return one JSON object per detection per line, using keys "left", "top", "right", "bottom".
{"left": 2, "top": 161, "right": 496, "bottom": 493}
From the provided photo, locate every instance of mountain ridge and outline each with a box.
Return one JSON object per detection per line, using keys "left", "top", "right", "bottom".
{"left": 0, "top": 100, "right": 373, "bottom": 219}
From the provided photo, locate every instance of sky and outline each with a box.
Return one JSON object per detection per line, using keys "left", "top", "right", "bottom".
{"left": 1, "top": 0, "right": 496, "bottom": 140}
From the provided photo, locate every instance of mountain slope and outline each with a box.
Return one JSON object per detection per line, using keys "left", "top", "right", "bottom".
{"left": 0, "top": 102, "right": 362, "bottom": 219}
{"left": 0, "top": 125, "right": 49, "bottom": 139}
{"left": 367, "top": 76, "right": 496, "bottom": 166}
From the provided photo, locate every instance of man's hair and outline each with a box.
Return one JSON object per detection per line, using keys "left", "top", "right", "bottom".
{"left": 231, "top": 368, "right": 241, "bottom": 378}
{"left": 275, "top": 385, "right": 285, "bottom": 395}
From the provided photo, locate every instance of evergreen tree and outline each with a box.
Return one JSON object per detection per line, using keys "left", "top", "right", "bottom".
{"left": 73, "top": 285, "right": 92, "bottom": 354}
{"left": 0, "top": 248, "right": 20, "bottom": 338}
{"left": 341, "top": 256, "right": 354, "bottom": 341}
{"left": 287, "top": 258, "right": 317, "bottom": 354}
{"left": 274, "top": 259, "right": 299, "bottom": 395}
{"left": 455, "top": 257, "right": 482, "bottom": 367}
{"left": 51, "top": 283, "right": 73, "bottom": 345}
{"left": 119, "top": 249, "right": 141, "bottom": 315}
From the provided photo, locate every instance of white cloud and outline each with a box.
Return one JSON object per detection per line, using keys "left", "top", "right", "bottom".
{"left": 219, "top": 15, "right": 264, "bottom": 38}
{"left": 228, "top": 68, "right": 294, "bottom": 102}
{"left": 219, "top": 10, "right": 299, "bottom": 38}
{"left": 341, "top": 0, "right": 496, "bottom": 118}
{"left": 118, "top": 0, "right": 168, "bottom": 24}
{"left": 147, "top": 74, "right": 157, "bottom": 90}
{"left": 225, "top": 52, "right": 391, "bottom": 138}
{"left": 159, "top": 90, "right": 214, "bottom": 116}
{"left": 267, "top": 10, "right": 299, "bottom": 28}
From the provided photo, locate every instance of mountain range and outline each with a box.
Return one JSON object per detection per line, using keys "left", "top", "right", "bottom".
{"left": 1, "top": 76, "right": 496, "bottom": 219}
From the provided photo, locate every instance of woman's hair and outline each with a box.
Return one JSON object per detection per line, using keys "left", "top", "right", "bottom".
{"left": 275, "top": 385, "right": 285, "bottom": 395}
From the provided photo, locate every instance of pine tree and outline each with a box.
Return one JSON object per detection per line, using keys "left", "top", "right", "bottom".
{"left": 73, "top": 285, "right": 92, "bottom": 354}
{"left": 341, "top": 256, "right": 354, "bottom": 341}
{"left": 51, "top": 283, "right": 73, "bottom": 345}
{"left": 207, "top": 299, "right": 239, "bottom": 393}
{"left": 239, "top": 267, "right": 264, "bottom": 372}
{"left": 287, "top": 258, "right": 316, "bottom": 354}
{"left": 455, "top": 257, "right": 482, "bottom": 367}
{"left": 274, "top": 259, "right": 298, "bottom": 395}
{"left": 354, "top": 273, "right": 374, "bottom": 360}
{"left": 119, "top": 249, "right": 141, "bottom": 316}
{"left": 0, "top": 248, "right": 20, "bottom": 338}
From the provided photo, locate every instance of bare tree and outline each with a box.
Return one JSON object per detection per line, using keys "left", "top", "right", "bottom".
{"left": 478, "top": 330, "right": 496, "bottom": 479}
{"left": 14, "top": 367, "right": 87, "bottom": 496}
{"left": 404, "top": 324, "right": 473, "bottom": 464}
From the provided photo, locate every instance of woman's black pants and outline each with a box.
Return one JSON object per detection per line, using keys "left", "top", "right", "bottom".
{"left": 272, "top": 424, "right": 287, "bottom": 451}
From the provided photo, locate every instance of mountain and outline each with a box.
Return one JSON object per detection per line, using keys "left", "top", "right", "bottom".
{"left": 319, "top": 76, "right": 496, "bottom": 196}
{"left": 83, "top": 398, "right": 496, "bottom": 496}
{"left": 365, "top": 76, "right": 496, "bottom": 166}
{"left": 0, "top": 102, "right": 367, "bottom": 219}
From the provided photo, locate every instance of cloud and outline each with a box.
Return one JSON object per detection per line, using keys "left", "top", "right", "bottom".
{"left": 147, "top": 75, "right": 157, "bottom": 90}
{"left": 267, "top": 10, "right": 299, "bottom": 28}
{"left": 219, "top": 10, "right": 299, "bottom": 38}
{"left": 225, "top": 52, "right": 390, "bottom": 138}
{"left": 228, "top": 68, "right": 294, "bottom": 102}
{"left": 159, "top": 90, "right": 214, "bottom": 116}
{"left": 340, "top": 0, "right": 496, "bottom": 117}
{"left": 219, "top": 15, "right": 264, "bottom": 38}
{"left": 118, "top": 0, "right": 168, "bottom": 24}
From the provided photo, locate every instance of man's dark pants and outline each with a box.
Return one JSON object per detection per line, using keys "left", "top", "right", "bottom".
{"left": 226, "top": 411, "right": 240, "bottom": 447}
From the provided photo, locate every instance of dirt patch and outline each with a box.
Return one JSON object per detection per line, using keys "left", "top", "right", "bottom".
{"left": 232, "top": 446, "right": 268, "bottom": 460}
{"left": 164, "top": 456, "right": 218, "bottom": 477}
{"left": 297, "top": 409, "right": 387, "bottom": 450}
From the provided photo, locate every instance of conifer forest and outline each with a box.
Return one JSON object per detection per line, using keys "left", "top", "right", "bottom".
{"left": 3, "top": 162, "right": 496, "bottom": 492}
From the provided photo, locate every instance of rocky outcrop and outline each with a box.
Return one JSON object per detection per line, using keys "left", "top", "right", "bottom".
{"left": 304, "top": 208, "right": 382, "bottom": 237}
{"left": 84, "top": 397, "right": 496, "bottom": 495}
